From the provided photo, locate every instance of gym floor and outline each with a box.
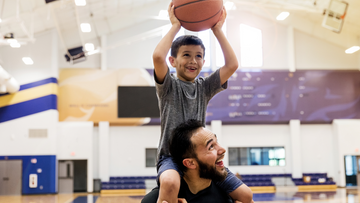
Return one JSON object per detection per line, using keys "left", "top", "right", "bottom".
{"left": 0, "top": 188, "right": 358, "bottom": 203}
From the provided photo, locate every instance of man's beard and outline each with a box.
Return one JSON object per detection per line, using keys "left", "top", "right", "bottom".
{"left": 196, "top": 157, "right": 228, "bottom": 182}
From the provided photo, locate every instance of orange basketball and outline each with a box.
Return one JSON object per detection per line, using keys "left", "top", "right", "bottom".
{"left": 173, "top": 0, "right": 223, "bottom": 32}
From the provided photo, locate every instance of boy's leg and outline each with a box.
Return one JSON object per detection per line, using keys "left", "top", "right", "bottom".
{"left": 156, "top": 156, "right": 182, "bottom": 203}
{"left": 216, "top": 168, "right": 253, "bottom": 203}
{"left": 157, "top": 169, "right": 181, "bottom": 203}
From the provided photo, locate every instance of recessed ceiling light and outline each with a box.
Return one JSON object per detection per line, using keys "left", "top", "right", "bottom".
{"left": 87, "top": 49, "right": 100, "bottom": 55}
{"left": 10, "top": 42, "right": 21, "bottom": 48}
{"left": 22, "top": 57, "right": 34, "bottom": 65}
{"left": 75, "top": 0, "right": 86, "bottom": 6}
{"left": 7, "top": 39, "right": 17, "bottom": 43}
{"left": 0, "top": 18, "right": 2, "bottom": 23}
{"left": 276, "top": 12, "right": 290, "bottom": 21}
{"left": 80, "top": 23, "right": 91, "bottom": 32}
{"left": 345, "top": 46, "right": 360, "bottom": 54}
{"left": 84, "top": 43, "right": 94, "bottom": 51}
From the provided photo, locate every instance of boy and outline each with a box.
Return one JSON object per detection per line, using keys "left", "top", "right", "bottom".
{"left": 152, "top": 3, "right": 253, "bottom": 203}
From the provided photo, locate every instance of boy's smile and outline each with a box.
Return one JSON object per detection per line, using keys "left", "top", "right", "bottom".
{"left": 169, "top": 45, "right": 205, "bottom": 82}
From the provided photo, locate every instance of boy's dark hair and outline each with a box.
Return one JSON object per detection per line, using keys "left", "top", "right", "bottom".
{"left": 170, "top": 35, "right": 205, "bottom": 58}
{"left": 169, "top": 119, "right": 204, "bottom": 172}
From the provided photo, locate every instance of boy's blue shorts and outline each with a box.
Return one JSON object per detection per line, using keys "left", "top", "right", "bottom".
{"left": 157, "top": 155, "right": 244, "bottom": 194}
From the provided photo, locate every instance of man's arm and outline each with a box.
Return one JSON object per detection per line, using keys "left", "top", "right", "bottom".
{"left": 152, "top": 3, "right": 181, "bottom": 83}
{"left": 211, "top": 8, "right": 239, "bottom": 86}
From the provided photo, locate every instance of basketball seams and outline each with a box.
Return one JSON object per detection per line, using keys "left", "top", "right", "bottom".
{"left": 177, "top": 6, "right": 222, "bottom": 24}
{"left": 174, "top": 0, "right": 208, "bottom": 9}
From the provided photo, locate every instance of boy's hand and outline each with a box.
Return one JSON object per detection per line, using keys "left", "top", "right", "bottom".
{"left": 168, "top": 2, "right": 181, "bottom": 28}
{"left": 211, "top": 8, "right": 227, "bottom": 32}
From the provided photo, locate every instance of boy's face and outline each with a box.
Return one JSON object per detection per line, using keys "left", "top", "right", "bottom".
{"left": 169, "top": 45, "right": 205, "bottom": 82}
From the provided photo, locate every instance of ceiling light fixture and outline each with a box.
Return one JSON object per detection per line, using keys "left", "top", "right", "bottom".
{"left": 345, "top": 46, "right": 360, "bottom": 54}
{"left": 80, "top": 23, "right": 91, "bottom": 32}
{"left": 75, "top": 0, "right": 86, "bottom": 6}
{"left": 276, "top": 12, "right": 290, "bottom": 21}
{"left": 84, "top": 43, "right": 94, "bottom": 51}
{"left": 22, "top": 57, "right": 34, "bottom": 65}
{"left": 0, "top": 18, "right": 2, "bottom": 23}
{"left": 10, "top": 42, "right": 21, "bottom": 48}
{"left": 7, "top": 39, "right": 17, "bottom": 43}
{"left": 87, "top": 48, "right": 100, "bottom": 56}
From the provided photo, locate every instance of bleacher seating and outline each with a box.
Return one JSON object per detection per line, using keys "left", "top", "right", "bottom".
{"left": 292, "top": 173, "right": 336, "bottom": 186}
{"left": 241, "top": 174, "right": 291, "bottom": 187}
{"left": 101, "top": 173, "right": 336, "bottom": 194}
{"left": 102, "top": 176, "right": 156, "bottom": 190}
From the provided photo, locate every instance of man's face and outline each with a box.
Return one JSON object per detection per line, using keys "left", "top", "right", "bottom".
{"left": 191, "top": 128, "right": 227, "bottom": 181}
{"left": 169, "top": 45, "right": 205, "bottom": 82}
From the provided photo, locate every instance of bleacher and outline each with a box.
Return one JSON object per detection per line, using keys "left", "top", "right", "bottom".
{"left": 240, "top": 174, "right": 287, "bottom": 193}
{"left": 101, "top": 173, "right": 337, "bottom": 195}
{"left": 291, "top": 173, "right": 336, "bottom": 191}
{"left": 101, "top": 176, "right": 156, "bottom": 196}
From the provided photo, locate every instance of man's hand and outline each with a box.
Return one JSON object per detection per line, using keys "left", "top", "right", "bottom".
{"left": 211, "top": 8, "right": 227, "bottom": 32}
{"left": 168, "top": 2, "right": 181, "bottom": 28}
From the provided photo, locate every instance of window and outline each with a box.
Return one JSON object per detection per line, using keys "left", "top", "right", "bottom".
{"left": 229, "top": 147, "right": 285, "bottom": 166}
{"left": 146, "top": 148, "right": 157, "bottom": 167}
{"left": 240, "top": 24, "right": 263, "bottom": 67}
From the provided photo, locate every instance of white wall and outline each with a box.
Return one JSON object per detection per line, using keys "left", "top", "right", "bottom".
{"left": 295, "top": 30, "right": 359, "bottom": 70}
{"left": 106, "top": 20, "right": 168, "bottom": 69}
{"left": 57, "top": 122, "right": 94, "bottom": 192}
{"left": 332, "top": 119, "right": 360, "bottom": 186}
{"left": 0, "top": 110, "right": 58, "bottom": 155}
{"left": 109, "top": 125, "right": 160, "bottom": 176}
{"left": 227, "top": 10, "right": 289, "bottom": 70}
{"left": 300, "top": 124, "right": 335, "bottom": 177}
{"left": 220, "top": 124, "right": 292, "bottom": 175}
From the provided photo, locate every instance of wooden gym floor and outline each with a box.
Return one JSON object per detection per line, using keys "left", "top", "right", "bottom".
{"left": 0, "top": 188, "right": 359, "bottom": 203}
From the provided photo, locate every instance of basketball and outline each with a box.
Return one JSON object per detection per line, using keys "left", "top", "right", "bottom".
{"left": 173, "top": 0, "right": 223, "bottom": 32}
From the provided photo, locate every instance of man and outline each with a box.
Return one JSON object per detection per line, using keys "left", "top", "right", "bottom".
{"left": 142, "top": 120, "right": 251, "bottom": 203}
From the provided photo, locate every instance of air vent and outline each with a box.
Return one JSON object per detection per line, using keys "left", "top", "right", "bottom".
{"left": 29, "top": 129, "right": 48, "bottom": 138}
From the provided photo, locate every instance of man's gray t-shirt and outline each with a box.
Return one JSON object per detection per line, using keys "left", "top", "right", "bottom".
{"left": 155, "top": 68, "right": 227, "bottom": 158}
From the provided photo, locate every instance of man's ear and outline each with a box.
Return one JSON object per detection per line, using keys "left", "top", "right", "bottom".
{"left": 183, "top": 158, "right": 196, "bottom": 170}
{"left": 169, "top": 56, "right": 176, "bottom": 67}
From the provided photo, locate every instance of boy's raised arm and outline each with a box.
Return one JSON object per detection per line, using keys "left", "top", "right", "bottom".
{"left": 211, "top": 8, "right": 239, "bottom": 86}
{"left": 153, "top": 3, "right": 181, "bottom": 83}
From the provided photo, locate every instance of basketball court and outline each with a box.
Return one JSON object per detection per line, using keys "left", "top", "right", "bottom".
{"left": 1, "top": 0, "right": 360, "bottom": 202}
{"left": 0, "top": 189, "right": 359, "bottom": 203}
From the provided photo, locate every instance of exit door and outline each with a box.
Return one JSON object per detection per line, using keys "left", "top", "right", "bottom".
{"left": 0, "top": 160, "right": 22, "bottom": 195}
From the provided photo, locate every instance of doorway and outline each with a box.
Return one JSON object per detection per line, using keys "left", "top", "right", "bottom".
{"left": 345, "top": 155, "right": 360, "bottom": 186}
{"left": 58, "top": 160, "right": 87, "bottom": 193}
{"left": 0, "top": 160, "right": 22, "bottom": 195}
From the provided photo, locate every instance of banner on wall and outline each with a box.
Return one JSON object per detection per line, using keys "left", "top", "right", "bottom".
{"left": 59, "top": 69, "right": 360, "bottom": 125}
{"left": 58, "top": 68, "right": 156, "bottom": 125}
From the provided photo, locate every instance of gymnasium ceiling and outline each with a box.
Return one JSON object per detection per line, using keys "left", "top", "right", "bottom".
{"left": 0, "top": 0, "right": 359, "bottom": 51}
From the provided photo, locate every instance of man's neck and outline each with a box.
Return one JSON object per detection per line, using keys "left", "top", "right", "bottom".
{"left": 183, "top": 172, "right": 212, "bottom": 194}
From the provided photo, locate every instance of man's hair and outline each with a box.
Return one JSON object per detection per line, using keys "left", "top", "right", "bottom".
{"left": 169, "top": 119, "right": 204, "bottom": 172}
{"left": 170, "top": 35, "right": 205, "bottom": 58}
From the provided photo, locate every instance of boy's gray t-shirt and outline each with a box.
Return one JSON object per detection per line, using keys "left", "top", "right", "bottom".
{"left": 155, "top": 68, "right": 227, "bottom": 158}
